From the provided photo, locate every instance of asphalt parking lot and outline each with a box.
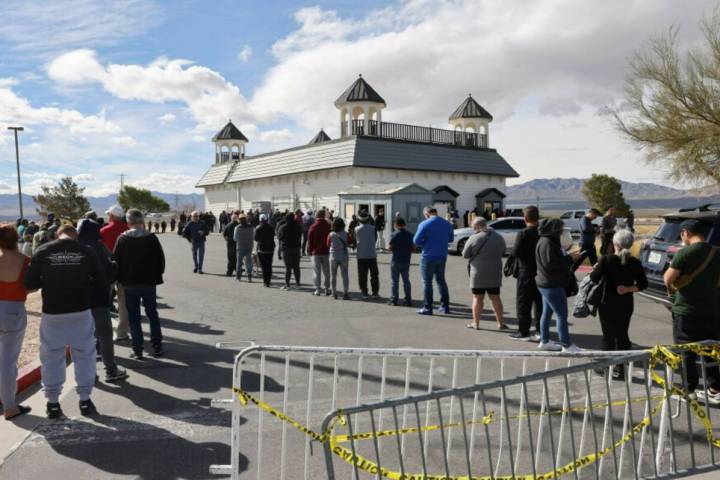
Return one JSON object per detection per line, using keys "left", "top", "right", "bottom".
{"left": 0, "top": 233, "right": 686, "bottom": 479}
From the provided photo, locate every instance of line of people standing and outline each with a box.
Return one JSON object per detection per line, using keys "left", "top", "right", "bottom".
{"left": 0, "top": 203, "right": 166, "bottom": 420}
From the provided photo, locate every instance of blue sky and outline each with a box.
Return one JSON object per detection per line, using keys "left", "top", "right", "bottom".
{"left": 0, "top": 0, "right": 715, "bottom": 196}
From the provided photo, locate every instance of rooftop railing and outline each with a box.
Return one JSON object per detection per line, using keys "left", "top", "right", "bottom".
{"left": 341, "top": 119, "right": 488, "bottom": 149}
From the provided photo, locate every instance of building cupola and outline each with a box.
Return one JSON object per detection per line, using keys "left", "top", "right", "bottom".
{"left": 449, "top": 94, "right": 492, "bottom": 146}
{"left": 335, "top": 74, "right": 386, "bottom": 137}
{"left": 309, "top": 128, "right": 331, "bottom": 144}
{"left": 213, "top": 120, "right": 248, "bottom": 164}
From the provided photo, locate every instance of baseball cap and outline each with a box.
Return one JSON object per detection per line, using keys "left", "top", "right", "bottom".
{"left": 679, "top": 219, "right": 706, "bottom": 235}
{"left": 105, "top": 205, "right": 124, "bottom": 218}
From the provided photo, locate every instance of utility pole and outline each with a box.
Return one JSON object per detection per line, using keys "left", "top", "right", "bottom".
{"left": 119, "top": 174, "right": 126, "bottom": 193}
{"left": 175, "top": 191, "right": 179, "bottom": 212}
{"left": 7, "top": 127, "right": 24, "bottom": 220}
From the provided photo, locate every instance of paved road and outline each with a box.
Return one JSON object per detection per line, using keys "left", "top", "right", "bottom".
{"left": 0, "top": 233, "right": 689, "bottom": 479}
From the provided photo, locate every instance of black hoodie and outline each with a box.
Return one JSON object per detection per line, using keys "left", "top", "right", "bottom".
{"left": 535, "top": 218, "right": 571, "bottom": 289}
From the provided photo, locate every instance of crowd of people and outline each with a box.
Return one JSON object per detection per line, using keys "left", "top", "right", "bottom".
{"left": 1, "top": 200, "right": 719, "bottom": 423}
{"left": 1, "top": 204, "right": 165, "bottom": 420}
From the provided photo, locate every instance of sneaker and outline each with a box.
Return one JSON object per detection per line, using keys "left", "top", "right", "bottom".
{"left": 343, "top": 293, "right": 351, "bottom": 300}
{"left": 403, "top": 300, "right": 412, "bottom": 307}
{"left": 198, "top": 270, "right": 204, "bottom": 275}
{"left": 325, "top": 288, "right": 332, "bottom": 296}
{"left": 387, "top": 300, "right": 398, "bottom": 306}
{"left": 508, "top": 332, "right": 532, "bottom": 341}
{"left": 562, "top": 344, "right": 583, "bottom": 353}
{"left": 264, "top": 283, "right": 270, "bottom": 288}
{"left": 538, "top": 341, "right": 562, "bottom": 351}
{"left": 105, "top": 367, "right": 129, "bottom": 383}
{"left": 79, "top": 399, "right": 98, "bottom": 417}
{"left": 333, "top": 292, "right": 338, "bottom": 300}
{"left": 281, "top": 285, "right": 291, "bottom": 291}
{"left": 371, "top": 292, "right": 380, "bottom": 298}
{"left": 361, "top": 292, "right": 369, "bottom": 300}
{"left": 193, "top": 267, "right": 197, "bottom": 273}
{"left": 313, "top": 290, "right": 322, "bottom": 296}
{"left": 436, "top": 306, "right": 451, "bottom": 315}
{"left": 416, "top": 308, "right": 433, "bottom": 316}
{"left": 696, "top": 388, "right": 720, "bottom": 406}
{"left": 152, "top": 345, "right": 165, "bottom": 357}
{"left": 46, "top": 402, "right": 63, "bottom": 419}
{"left": 129, "top": 350, "right": 144, "bottom": 360}
{"left": 530, "top": 334, "right": 541, "bottom": 342}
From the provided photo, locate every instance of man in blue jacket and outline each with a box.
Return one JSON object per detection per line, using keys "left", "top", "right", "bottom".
{"left": 413, "top": 206, "right": 454, "bottom": 315}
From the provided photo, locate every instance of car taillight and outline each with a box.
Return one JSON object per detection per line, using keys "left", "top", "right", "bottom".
{"left": 667, "top": 245, "right": 682, "bottom": 254}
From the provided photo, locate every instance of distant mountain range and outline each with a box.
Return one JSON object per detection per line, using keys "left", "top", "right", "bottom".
{"left": 0, "top": 192, "right": 204, "bottom": 220}
{"left": 506, "top": 178, "right": 720, "bottom": 211}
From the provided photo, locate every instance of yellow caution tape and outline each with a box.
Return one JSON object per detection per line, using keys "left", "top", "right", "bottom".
{"left": 233, "top": 343, "right": 720, "bottom": 479}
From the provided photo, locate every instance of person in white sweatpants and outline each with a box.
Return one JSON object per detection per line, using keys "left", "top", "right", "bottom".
{"left": 40, "top": 310, "right": 96, "bottom": 403}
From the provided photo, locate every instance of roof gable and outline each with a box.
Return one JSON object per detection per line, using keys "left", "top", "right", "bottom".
{"left": 449, "top": 96, "right": 493, "bottom": 121}
{"left": 335, "top": 76, "right": 386, "bottom": 106}
{"left": 213, "top": 121, "right": 249, "bottom": 142}
{"left": 476, "top": 188, "right": 506, "bottom": 198}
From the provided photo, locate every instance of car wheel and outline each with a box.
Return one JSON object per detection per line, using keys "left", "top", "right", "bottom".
{"left": 456, "top": 238, "right": 467, "bottom": 255}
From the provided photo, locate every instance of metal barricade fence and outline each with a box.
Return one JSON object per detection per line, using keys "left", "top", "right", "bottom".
{"left": 209, "top": 344, "right": 649, "bottom": 479}
{"left": 320, "top": 346, "right": 720, "bottom": 479}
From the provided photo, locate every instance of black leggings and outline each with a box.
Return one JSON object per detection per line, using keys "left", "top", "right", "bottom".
{"left": 598, "top": 303, "right": 632, "bottom": 351}
{"left": 283, "top": 248, "right": 301, "bottom": 286}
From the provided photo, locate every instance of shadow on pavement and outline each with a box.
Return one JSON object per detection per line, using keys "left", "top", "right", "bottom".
{"left": 42, "top": 414, "right": 244, "bottom": 480}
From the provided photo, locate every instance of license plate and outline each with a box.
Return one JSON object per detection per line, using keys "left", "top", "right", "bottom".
{"left": 648, "top": 251, "right": 662, "bottom": 265}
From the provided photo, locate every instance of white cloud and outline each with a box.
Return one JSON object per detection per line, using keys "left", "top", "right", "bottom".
{"left": 238, "top": 45, "right": 253, "bottom": 63}
{"left": 0, "top": 182, "right": 11, "bottom": 192}
{"left": 0, "top": 0, "right": 162, "bottom": 55}
{"left": 73, "top": 173, "right": 94, "bottom": 182}
{"left": 259, "top": 129, "right": 293, "bottom": 143}
{"left": 159, "top": 113, "right": 176, "bottom": 125}
{"left": 47, "top": 49, "right": 253, "bottom": 131}
{"left": 249, "top": 0, "right": 715, "bottom": 183}
{"left": 0, "top": 79, "right": 123, "bottom": 134}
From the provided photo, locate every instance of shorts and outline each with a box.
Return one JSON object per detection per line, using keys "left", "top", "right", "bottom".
{"left": 472, "top": 287, "right": 500, "bottom": 295}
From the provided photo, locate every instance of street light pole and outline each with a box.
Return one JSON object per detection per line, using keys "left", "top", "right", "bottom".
{"left": 7, "top": 126, "right": 24, "bottom": 221}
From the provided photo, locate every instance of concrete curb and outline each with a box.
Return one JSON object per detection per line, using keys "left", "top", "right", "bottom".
{"left": 15, "top": 360, "right": 42, "bottom": 397}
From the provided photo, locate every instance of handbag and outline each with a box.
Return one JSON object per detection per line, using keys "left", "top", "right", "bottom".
{"left": 503, "top": 255, "right": 519, "bottom": 278}
{"left": 565, "top": 266, "right": 579, "bottom": 297}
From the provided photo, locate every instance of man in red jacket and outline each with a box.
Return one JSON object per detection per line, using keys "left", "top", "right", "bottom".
{"left": 100, "top": 205, "right": 130, "bottom": 342}
{"left": 307, "top": 209, "right": 331, "bottom": 296}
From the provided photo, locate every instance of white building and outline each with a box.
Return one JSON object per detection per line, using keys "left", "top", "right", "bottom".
{"left": 197, "top": 76, "right": 518, "bottom": 228}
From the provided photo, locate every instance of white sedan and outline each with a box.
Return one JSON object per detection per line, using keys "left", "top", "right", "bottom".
{"left": 448, "top": 217, "right": 574, "bottom": 255}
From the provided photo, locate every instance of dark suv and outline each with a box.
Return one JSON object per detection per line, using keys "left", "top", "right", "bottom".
{"left": 640, "top": 204, "right": 720, "bottom": 303}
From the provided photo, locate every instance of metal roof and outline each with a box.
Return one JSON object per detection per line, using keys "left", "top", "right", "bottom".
{"left": 449, "top": 95, "right": 493, "bottom": 121}
{"left": 338, "top": 183, "right": 433, "bottom": 195}
{"left": 196, "top": 135, "right": 519, "bottom": 187}
{"left": 308, "top": 129, "right": 331, "bottom": 144}
{"left": 353, "top": 137, "right": 518, "bottom": 177}
{"left": 213, "top": 121, "right": 249, "bottom": 142}
{"left": 334, "top": 76, "right": 386, "bottom": 106}
{"left": 195, "top": 162, "right": 235, "bottom": 187}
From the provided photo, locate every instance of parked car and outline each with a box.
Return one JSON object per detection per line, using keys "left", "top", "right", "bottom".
{"left": 640, "top": 204, "right": 720, "bottom": 304}
{"left": 559, "top": 209, "right": 602, "bottom": 234}
{"left": 449, "top": 217, "right": 574, "bottom": 255}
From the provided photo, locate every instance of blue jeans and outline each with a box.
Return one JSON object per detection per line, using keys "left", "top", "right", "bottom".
{"left": 390, "top": 262, "right": 411, "bottom": 303}
{"left": 236, "top": 248, "right": 253, "bottom": 278}
{"left": 192, "top": 241, "right": 205, "bottom": 271}
{"left": 538, "top": 287, "right": 570, "bottom": 346}
{"left": 124, "top": 286, "right": 162, "bottom": 352}
{"left": 420, "top": 257, "right": 449, "bottom": 311}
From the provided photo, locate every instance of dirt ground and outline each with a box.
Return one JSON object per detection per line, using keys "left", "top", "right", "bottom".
{"left": 18, "top": 292, "right": 42, "bottom": 370}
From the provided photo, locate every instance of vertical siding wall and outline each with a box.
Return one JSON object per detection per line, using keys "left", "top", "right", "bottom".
{"left": 201, "top": 167, "right": 506, "bottom": 214}
{"left": 349, "top": 168, "right": 506, "bottom": 213}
